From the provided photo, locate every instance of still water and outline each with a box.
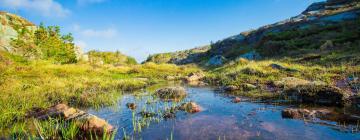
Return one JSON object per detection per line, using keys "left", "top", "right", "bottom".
{"left": 89, "top": 85, "right": 360, "bottom": 140}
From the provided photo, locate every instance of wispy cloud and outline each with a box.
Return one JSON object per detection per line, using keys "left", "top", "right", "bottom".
{"left": 0, "top": 0, "right": 70, "bottom": 18}
{"left": 74, "top": 40, "right": 87, "bottom": 49}
{"left": 73, "top": 24, "right": 118, "bottom": 39}
{"left": 77, "top": 0, "right": 107, "bottom": 6}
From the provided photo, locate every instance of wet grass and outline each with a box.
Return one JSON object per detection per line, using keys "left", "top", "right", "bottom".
{"left": 0, "top": 55, "right": 199, "bottom": 138}
{"left": 8, "top": 118, "right": 117, "bottom": 140}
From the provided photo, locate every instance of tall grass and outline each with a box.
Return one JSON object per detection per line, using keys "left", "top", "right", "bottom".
{"left": 0, "top": 52, "right": 199, "bottom": 138}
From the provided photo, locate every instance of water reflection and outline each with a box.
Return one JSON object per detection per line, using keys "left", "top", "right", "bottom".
{"left": 88, "top": 85, "right": 360, "bottom": 140}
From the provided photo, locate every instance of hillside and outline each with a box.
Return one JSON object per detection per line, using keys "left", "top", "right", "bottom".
{"left": 0, "top": 11, "right": 138, "bottom": 65}
{"left": 146, "top": 0, "right": 360, "bottom": 66}
{"left": 1, "top": 1, "right": 360, "bottom": 139}
{"left": 0, "top": 11, "right": 36, "bottom": 52}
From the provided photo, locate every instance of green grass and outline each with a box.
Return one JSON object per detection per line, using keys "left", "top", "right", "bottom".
{"left": 207, "top": 58, "right": 359, "bottom": 92}
{"left": 0, "top": 51, "right": 200, "bottom": 138}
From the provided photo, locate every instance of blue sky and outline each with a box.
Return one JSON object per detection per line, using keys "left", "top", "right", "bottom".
{"left": 0, "top": 0, "right": 322, "bottom": 61}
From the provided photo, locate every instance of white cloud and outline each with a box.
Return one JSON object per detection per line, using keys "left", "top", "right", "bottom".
{"left": 74, "top": 40, "right": 87, "bottom": 49}
{"left": 77, "top": 0, "right": 107, "bottom": 5}
{"left": 0, "top": 0, "right": 70, "bottom": 17}
{"left": 73, "top": 24, "right": 118, "bottom": 39}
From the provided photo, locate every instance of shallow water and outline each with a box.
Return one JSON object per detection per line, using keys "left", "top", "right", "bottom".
{"left": 89, "top": 85, "right": 360, "bottom": 140}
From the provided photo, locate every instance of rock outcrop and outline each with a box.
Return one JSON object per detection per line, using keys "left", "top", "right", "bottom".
{"left": 0, "top": 12, "right": 36, "bottom": 52}
{"left": 282, "top": 108, "right": 360, "bottom": 123}
{"left": 144, "top": 0, "right": 360, "bottom": 66}
{"left": 29, "top": 104, "right": 114, "bottom": 135}
{"left": 274, "top": 77, "right": 350, "bottom": 106}
{"left": 284, "top": 84, "right": 350, "bottom": 106}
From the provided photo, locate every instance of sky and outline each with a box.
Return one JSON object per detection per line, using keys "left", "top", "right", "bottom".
{"left": 0, "top": 0, "right": 322, "bottom": 62}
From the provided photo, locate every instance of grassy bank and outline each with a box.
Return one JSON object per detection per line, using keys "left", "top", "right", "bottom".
{"left": 205, "top": 58, "right": 359, "bottom": 98}
{"left": 0, "top": 51, "right": 200, "bottom": 131}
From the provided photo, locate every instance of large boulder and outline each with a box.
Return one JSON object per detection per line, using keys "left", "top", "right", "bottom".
{"left": 155, "top": 87, "right": 187, "bottom": 100}
{"left": 75, "top": 114, "right": 114, "bottom": 135}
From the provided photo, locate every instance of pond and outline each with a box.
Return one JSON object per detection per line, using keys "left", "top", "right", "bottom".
{"left": 89, "top": 85, "right": 360, "bottom": 140}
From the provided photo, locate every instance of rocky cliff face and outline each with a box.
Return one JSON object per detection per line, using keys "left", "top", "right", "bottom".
{"left": 0, "top": 11, "right": 90, "bottom": 62}
{"left": 145, "top": 0, "right": 360, "bottom": 66}
{"left": 0, "top": 11, "right": 36, "bottom": 52}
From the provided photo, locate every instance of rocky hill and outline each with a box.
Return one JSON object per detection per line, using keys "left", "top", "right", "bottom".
{"left": 145, "top": 0, "right": 360, "bottom": 66}
{"left": 0, "top": 11, "right": 137, "bottom": 65}
{"left": 0, "top": 11, "right": 36, "bottom": 52}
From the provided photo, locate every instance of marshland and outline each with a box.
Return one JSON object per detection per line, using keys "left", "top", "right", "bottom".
{"left": 1, "top": 0, "right": 360, "bottom": 139}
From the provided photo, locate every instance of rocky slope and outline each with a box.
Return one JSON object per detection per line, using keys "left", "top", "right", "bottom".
{"left": 145, "top": 0, "right": 360, "bottom": 66}
{"left": 0, "top": 11, "right": 138, "bottom": 65}
{"left": 0, "top": 11, "right": 36, "bottom": 52}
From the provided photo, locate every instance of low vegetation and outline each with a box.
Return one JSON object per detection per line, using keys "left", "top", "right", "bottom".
{"left": 0, "top": 22, "right": 200, "bottom": 138}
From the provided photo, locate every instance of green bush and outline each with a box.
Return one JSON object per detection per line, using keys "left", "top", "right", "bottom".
{"left": 87, "top": 50, "right": 138, "bottom": 65}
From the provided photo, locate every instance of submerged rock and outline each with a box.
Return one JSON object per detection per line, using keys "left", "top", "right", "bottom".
{"left": 232, "top": 97, "right": 241, "bottom": 103}
{"left": 163, "top": 112, "right": 176, "bottom": 119}
{"left": 155, "top": 87, "right": 187, "bottom": 100}
{"left": 179, "top": 102, "right": 201, "bottom": 113}
{"left": 126, "top": 103, "right": 137, "bottom": 110}
{"left": 282, "top": 108, "right": 317, "bottom": 119}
